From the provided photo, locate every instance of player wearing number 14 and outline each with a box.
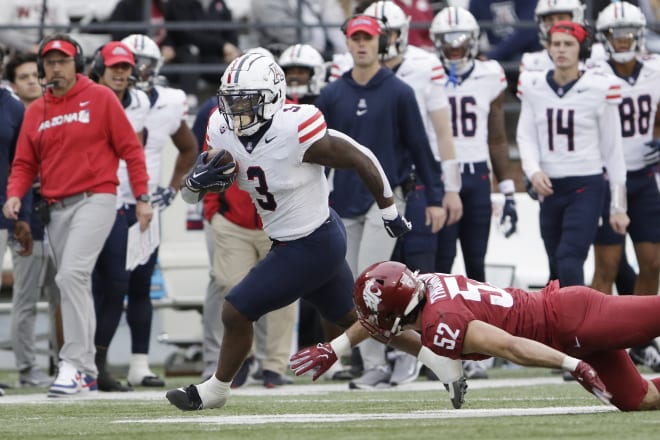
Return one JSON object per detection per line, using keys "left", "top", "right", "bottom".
{"left": 516, "top": 21, "right": 629, "bottom": 287}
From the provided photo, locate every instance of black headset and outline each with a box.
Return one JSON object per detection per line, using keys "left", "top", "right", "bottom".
{"left": 36, "top": 34, "right": 84, "bottom": 79}
{"left": 578, "top": 23, "right": 594, "bottom": 61}
{"left": 341, "top": 14, "right": 390, "bottom": 56}
{"left": 89, "top": 43, "right": 138, "bottom": 81}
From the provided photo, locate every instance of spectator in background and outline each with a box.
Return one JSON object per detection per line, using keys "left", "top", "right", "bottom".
{"left": 5, "top": 52, "right": 54, "bottom": 388}
{"left": 251, "top": 0, "right": 348, "bottom": 59}
{"left": 394, "top": 0, "right": 435, "bottom": 51}
{"left": 0, "top": 0, "right": 70, "bottom": 53}
{"left": 109, "top": 0, "right": 168, "bottom": 48}
{"left": 161, "top": 0, "right": 240, "bottom": 103}
{"left": 3, "top": 33, "right": 152, "bottom": 398}
{"left": 639, "top": 0, "right": 660, "bottom": 53}
{"left": 469, "top": 0, "right": 541, "bottom": 63}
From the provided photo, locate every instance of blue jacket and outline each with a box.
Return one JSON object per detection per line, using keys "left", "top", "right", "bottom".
{"left": 0, "top": 88, "right": 31, "bottom": 231}
{"left": 469, "top": 0, "right": 542, "bottom": 62}
{"left": 316, "top": 67, "right": 444, "bottom": 218}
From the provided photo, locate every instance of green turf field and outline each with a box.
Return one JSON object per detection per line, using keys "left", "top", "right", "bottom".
{"left": 1, "top": 366, "right": 659, "bottom": 440}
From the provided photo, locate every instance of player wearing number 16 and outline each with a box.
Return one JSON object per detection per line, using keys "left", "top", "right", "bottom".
{"left": 167, "top": 52, "right": 414, "bottom": 411}
{"left": 291, "top": 260, "right": 660, "bottom": 411}
{"left": 516, "top": 21, "right": 629, "bottom": 287}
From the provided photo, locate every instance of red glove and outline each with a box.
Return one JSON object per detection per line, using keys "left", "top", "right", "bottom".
{"left": 290, "top": 343, "right": 338, "bottom": 381}
{"left": 570, "top": 361, "right": 612, "bottom": 405}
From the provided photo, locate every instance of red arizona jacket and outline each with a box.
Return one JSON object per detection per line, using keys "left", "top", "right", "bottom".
{"left": 7, "top": 74, "right": 148, "bottom": 202}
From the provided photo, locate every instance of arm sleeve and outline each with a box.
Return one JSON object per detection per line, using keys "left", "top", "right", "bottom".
{"left": 7, "top": 118, "right": 39, "bottom": 200}
{"left": 399, "top": 89, "right": 445, "bottom": 206}
{"left": 106, "top": 94, "right": 149, "bottom": 197}
{"left": 516, "top": 98, "right": 543, "bottom": 180}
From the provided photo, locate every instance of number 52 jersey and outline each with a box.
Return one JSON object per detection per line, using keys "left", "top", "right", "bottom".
{"left": 516, "top": 68, "right": 626, "bottom": 185}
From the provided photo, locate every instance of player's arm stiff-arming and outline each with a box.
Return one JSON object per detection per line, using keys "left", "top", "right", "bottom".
{"left": 303, "top": 129, "right": 411, "bottom": 238}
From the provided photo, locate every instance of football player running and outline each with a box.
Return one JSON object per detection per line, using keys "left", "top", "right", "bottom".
{"left": 589, "top": 2, "right": 660, "bottom": 369}
{"left": 292, "top": 260, "right": 660, "bottom": 411}
{"left": 517, "top": 21, "right": 629, "bottom": 288}
{"left": 166, "top": 53, "right": 453, "bottom": 411}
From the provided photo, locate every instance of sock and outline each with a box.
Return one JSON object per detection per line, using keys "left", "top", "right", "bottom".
{"left": 196, "top": 375, "right": 231, "bottom": 408}
{"left": 128, "top": 353, "right": 155, "bottom": 383}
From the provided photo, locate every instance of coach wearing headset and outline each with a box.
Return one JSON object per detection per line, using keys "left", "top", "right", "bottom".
{"left": 3, "top": 33, "right": 153, "bottom": 398}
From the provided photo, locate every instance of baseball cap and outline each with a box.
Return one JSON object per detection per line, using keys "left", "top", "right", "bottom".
{"left": 40, "top": 39, "right": 77, "bottom": 57}
{"left": 101, "top": 41, "right": 136, "bottom": 67}
{"left": 549, "top": 20, "right": 588, "bottom": 43}
{"left": 344, "top": 15, "right": 382, "bottom": 37}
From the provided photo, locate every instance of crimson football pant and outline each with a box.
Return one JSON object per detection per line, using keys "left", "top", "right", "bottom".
{"left": 550, "top": 285, "right": 660, "bottom": 410}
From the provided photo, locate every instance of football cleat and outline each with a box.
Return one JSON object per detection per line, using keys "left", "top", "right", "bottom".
{"left": 166, "top": 385, "right": 204, "bottom": 411}
{"left": 444, "top": 376, "right": 468, "bottom": 409}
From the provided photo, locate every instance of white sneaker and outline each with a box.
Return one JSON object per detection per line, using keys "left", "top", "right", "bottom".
{"left": 390, "top": 353, "right": 422, "bottom": 386}
{"left": 48, "top": 361, "right": 97, "bottom": 397}
{"left": 19, "top": 367, "right": 53, "bottom": 387}
{"left": 349, "top": 366, "right": 391, "bottom": 390}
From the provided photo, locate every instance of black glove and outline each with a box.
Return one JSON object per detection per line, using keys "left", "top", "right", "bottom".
{"left": 500, "top": 195, "right": 517, "bottom": 238}
{"left": 383, "top": 214, "right": 412, "bottom": 238}
{"left": 185, "top": 150, "right": 236, "bottom": 193}
{"left": 151, "top": 186, "right": 176, "bottom": 211}
{"left": 644, "top": 139, "right": 660, "bottom": 165}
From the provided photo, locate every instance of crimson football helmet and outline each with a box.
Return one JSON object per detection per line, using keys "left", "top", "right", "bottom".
{"left": 353, "top": 261, "right": 425, "bottom": 342}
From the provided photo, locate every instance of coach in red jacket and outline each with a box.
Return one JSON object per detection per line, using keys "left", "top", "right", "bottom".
{"left": 3, "top": 33, "right": 152, "bottom": 398}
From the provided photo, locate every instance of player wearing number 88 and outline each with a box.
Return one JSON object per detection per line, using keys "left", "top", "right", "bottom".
{"left": 516, "top": 20, "right": 629, "bottom": 287}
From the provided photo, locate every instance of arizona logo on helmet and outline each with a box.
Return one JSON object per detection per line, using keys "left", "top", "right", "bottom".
{"left": 362, "top": 278, "right": 383, "bottom": 313}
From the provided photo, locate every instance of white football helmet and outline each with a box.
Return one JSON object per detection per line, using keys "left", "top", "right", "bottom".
{"left": 244, "top": 46, "right": 275, "bottom": 59}
{"left": 363, "top": 1, "right": 410, "bottom": 59}
{"left": 430, "top": 7, "right": 479, "bottom": 71}
{"left": 278, "top": 44, "right": 326, "bottom": 98}
{"left": 597, "top": 1, "right": 647, "bottom": 63}
{"left": 534, "top": 0, "right": 585, "bottom": 44}
{"left": 218, "top": 52, "right": 286, "bottom": 137}
{"left": 121, "top": 34, "right": 163, "bottom": 90}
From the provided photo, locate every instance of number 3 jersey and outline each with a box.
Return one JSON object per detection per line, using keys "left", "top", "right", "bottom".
{"left": 418, "top": 273, "right": 554, "bottom": 361}
{"left": 444, "top": 59, "right": 507, "bottom": 163}
{"left": 516, "top": 68, "right": 626, "bottom": 186}
{"left": 205, "top": 103, "right": 329, "bottom": 242}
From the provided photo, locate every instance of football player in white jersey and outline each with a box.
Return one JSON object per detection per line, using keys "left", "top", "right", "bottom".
{"left": 517, "top": 21, "right": 629, "bottom": 289}
{"left": 430, "top": 6, "right": 520, "bottom": 380}
{"left": 520, "top": 0, "right": 587, "bottom": 73}
{"left": 333, "top": 1, "right": 465, "bottom": 395}
{"left": 166, "top": 52, "right": 460, "bottom": 412}
{"left": 119, "top": 34, "right": 198, "bottom": 387}
{"left": 591, "top": 2, "right": 660, "bottom": 370}
{"left": 87, "top": 40, "right": 152, "bottom": 392}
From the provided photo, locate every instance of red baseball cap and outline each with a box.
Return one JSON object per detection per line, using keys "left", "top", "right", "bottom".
{"left": 549, "top": 21, "right": 588, "bottom": 43}
{"left": 100, "top": 41, "right": 135, "bottom": 67}
{"left": 40, "top": 40, "right": 77, "bottom": 57}
{"left": 344, "top": 15, "right": 382, "bottom": 37}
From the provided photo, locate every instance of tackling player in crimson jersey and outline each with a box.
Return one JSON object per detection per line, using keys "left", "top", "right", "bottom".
{"left": 292, "top": 260, "right": 660, "bottom": 411}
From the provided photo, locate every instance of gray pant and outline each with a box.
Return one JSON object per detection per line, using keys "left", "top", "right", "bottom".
{"left": 46, "top": 193, "right": 116, "bottom": 376}
{"left": 10, "top": 240, "right": 49, "bottom": 371}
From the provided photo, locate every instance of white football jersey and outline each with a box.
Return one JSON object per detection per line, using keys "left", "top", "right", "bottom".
{"left": 398, "top": 45, "right": 448, "bottom": 161}
{"left": 589, "top": 58, "right": 660, "bottom": 172}
{"left": 117, "top": 88, "right": 150, "bottom": 206}
{"left": 516, "top": 68, "right": 626, "bottom": 185}
{"left": 444, "top": 60, "right": 507, "bottom": 163}
{"left": 328, "top": 46, "right": 449, "bottom": 160}
{"left": 206, "top": 103, "right": 330, "bottom": 241}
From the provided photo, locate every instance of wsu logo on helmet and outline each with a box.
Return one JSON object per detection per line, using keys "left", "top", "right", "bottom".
{"left": 362, "top": 278, "right": 382, "bottom": 313}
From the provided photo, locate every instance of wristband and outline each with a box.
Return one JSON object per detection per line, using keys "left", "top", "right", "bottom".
{"left": 498, "top": 179, "right": 515, "bottom": 195}
{"left": 610, "top": 183, "right": 627, "bottom": 214}
{"left": 381, "top": 204, "right": 398, "bottom": 221}
{"left": 441, "top": 159, "right": 462, "bottom": 193}
{"left": 329, "top": 333, "right": 352, "bottom": 358}
{"left": 561, "top": 355, "right": 580, "bottom": 372}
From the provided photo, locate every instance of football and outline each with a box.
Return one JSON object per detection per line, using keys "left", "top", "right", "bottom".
{"left": 205, "top": 148, "right": 237, "bottom": 176}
